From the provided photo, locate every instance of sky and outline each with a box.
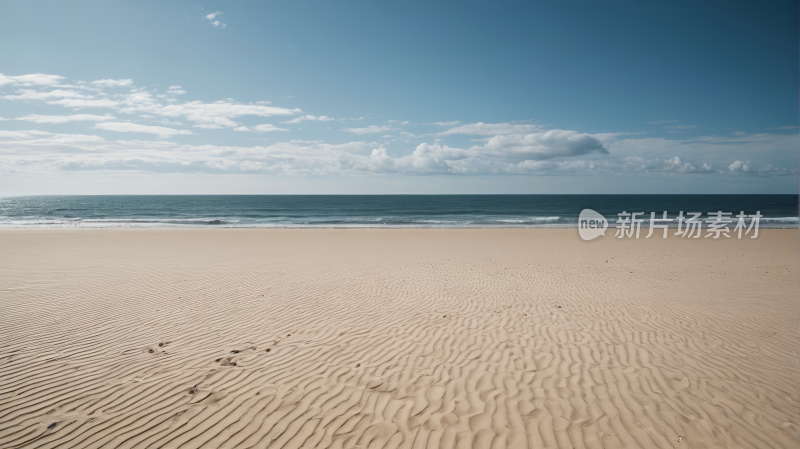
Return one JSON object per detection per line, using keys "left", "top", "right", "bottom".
{"left": 0, "top": 0, "right": 797, "bottom": 194}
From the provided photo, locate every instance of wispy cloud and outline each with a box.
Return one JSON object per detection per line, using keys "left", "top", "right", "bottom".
{"left": 663, "top": 124, "right": 698, "bottom": 133}
{"left": 342, "top": 125, "right": 396, "bottom": 135}
{"left": 281, "top": 115, "right": 335, "bottom": 124}
{"left": 93, "top": 122, "right": 193, "bottom": 138}
{"left": 436, "top": 122, "right": 540, "bottom": 136}
{"left": 0, "top": 73, "right": 64, "bottom": 87}
{"left": 646, "top": 120, "right": 678, "bottom": 125}
{"left": 16, "top": 114, "right": 116, "bottom": 124}
{"left": 91, "top": 79, "right": 133, "bottom": 87}
{"left": 233, "top": 124, "right": 289, "bottom": 133}
{"left": 167, "top": 86, "right": 186, "bottom": 95}
{"left": 663, "top": 125, "right": 697, "bottom": 130}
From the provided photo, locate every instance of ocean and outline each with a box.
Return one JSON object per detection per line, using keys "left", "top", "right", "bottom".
{"left": 0, "top": 195, "right": 797, "bottom": 228}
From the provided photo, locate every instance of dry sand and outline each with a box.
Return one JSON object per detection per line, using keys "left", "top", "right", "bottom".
{"left": 0, "top": 229, "right": 798, "bottom": 449}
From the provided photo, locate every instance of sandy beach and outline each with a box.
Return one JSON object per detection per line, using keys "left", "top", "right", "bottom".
{"left": 0, "top": 229, "right": 797, "bottom": 449}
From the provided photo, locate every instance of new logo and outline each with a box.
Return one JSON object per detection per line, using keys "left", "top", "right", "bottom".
{"left": 578, "top": 209, "right": 607, "bottom": 240}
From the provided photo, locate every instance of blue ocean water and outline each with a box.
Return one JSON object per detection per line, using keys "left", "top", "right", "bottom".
{"left": 0, "top": 195, "right": 797, "bottom": 228}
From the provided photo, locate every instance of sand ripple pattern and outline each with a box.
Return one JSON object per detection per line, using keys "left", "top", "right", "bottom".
{"left": 0, "top": 229, "right": 798, "bottom": 449}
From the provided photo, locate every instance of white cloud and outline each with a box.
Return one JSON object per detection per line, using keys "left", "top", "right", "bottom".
{"left": 91, "top": 79, "right": 133, "bottom": 87}
{"left": 167, "top": 86, "right": 186, "bottom": 95}
{"left": 437, "top": 122, "right": 540, "bottom": 136}
{"left": 281, "top": 115, "right": 335, "bottom": 124}
{"left": 48, "top": 98, "right": 121, "bottom": 108}
{"left": 204, "top": 11, "right": 226, "bottom": 28}
{"left": 342, "top": 125, "right": 396, "bottom": 135}
{"left": 93, "top": 122, "right": 193, "bottom": 138}
{"left": 0, "top": 117, "right": 8, "bottom": 121}
{"left": 729, "top": 160, "right": 750, "bottom": 173}
{"left": 432, "top": 121, "right": 461, "bottom": 126}
{"left": 233, "top": 124, "right": 289, "bottom": 133}
{"left": 117, "top": 100, "right": 301, "bottom": 128}
{"left": 16, "top": 114, "right": 117, "bottom": 124}
{"left": 1, "top": 88, "right": 121, "bottom": 109}
{"left": 0, "top": 73, "right": 64, "bottom": 87}
{"left": 2, "top": 89, "right": 86, "bottom": 100}
{"left": 728, "top": 160, "right": 798, "bottom": 176}
{"left": 623, "top": 156, "right": 715, "bottom": 174}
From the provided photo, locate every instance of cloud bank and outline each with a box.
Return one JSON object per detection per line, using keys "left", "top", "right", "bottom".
{"left": 0, "top": 72, "right": 796, "bottom": 182}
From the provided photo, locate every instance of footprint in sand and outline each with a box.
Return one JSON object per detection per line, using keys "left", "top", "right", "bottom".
{"left": 218, "top": 356, "right": 238, "bottom": 367}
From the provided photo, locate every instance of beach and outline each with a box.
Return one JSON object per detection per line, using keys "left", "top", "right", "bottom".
{"left": 0, "top": 228, "right": 797, "bottom": 448}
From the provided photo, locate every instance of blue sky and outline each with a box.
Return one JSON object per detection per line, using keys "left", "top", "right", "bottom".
{"left": 0, "top": 0, "right": 797, "bottom": 194}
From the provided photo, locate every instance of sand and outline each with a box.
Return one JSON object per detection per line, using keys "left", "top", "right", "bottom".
{"left": 0, "top": 228, "right": 798, "bottom": 449}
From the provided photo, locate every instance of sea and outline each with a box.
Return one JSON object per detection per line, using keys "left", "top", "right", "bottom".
{"left": 0, "top": 195, "right": 797, "bottom": 228}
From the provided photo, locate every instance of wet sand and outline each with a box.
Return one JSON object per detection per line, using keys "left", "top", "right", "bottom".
{"left": 0, "top": 229, "right": 798, "bottom": 448}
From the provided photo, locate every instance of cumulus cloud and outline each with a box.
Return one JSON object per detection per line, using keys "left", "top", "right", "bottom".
{"left": 16, "top": 114, "right": 117, "bottom": 124}
{"left": 281, "top": 115, "right": 335, "bottom": 124}
{"left": 93, "top": 122, "right": 193, "bottom": 138}
{"left": 728, "top": 160, "right": 798, "bottom": 176}
{"left": 0, "top": 73, "right": 64, "bottom": 87}
{"left": 91, "top": 79, "right": 133, "bottom": 87}
{"left": 437, "top": 122, "right": 540, "bottom": 136}
{"left": 342, "top": 125, "right": 396, "bottom": 135}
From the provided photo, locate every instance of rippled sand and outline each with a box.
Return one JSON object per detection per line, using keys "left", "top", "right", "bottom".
{"left": 0, "top": 229, "right": 798, "bottom": 449}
